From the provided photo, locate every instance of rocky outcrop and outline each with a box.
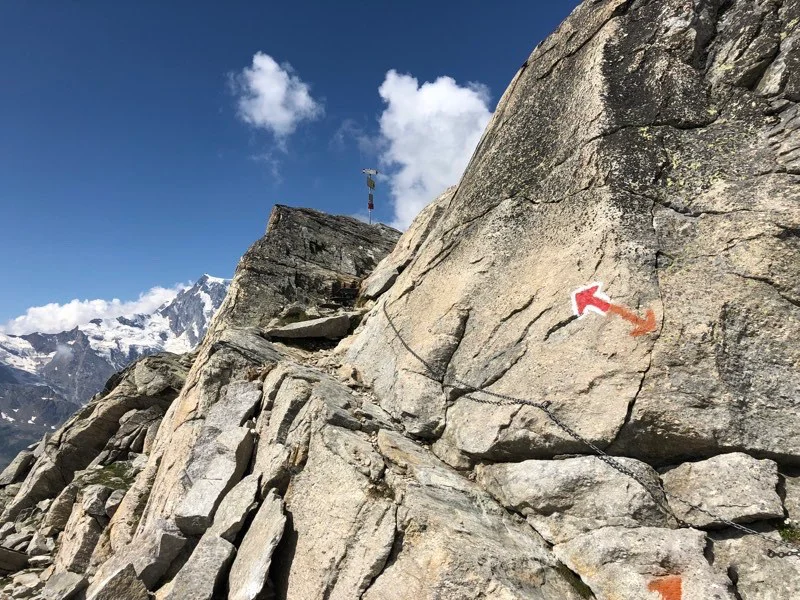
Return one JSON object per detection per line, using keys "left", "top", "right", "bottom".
{"left": 0, "top": 2, "right": 799, "bottom": 599}
{"left": 477, "top": 456, "right": 674, "bottom": 544}
{"left": 348, "top": 0, "right": 800, "bottom": 470}
{"left": 0, "top": 352, "right": 189, "bottom": 523}
{"left": 210, "top": 205, "right": 400, "bottom": 333}
{"left": 661, "top": 453, "right": 784, "bottom": 527}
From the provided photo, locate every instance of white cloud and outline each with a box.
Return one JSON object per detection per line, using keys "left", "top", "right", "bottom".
{"left": 232, "top": 52, "right": 323, "bottom": 141}
{"left": 0, "top": 284, "right": 187, "bottom": 335}
{"left": 377, "top": 70, "right": 493, "bottom": 229}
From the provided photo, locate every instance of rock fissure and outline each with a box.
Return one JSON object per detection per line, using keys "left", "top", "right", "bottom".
{"left": 543, "top": 315, "right": 579, "bottom": 341}
{"left": 3, "top": 3, "right": 800, "bottom": 599}
{"left": 730, "top": 272, "right": 800, "bottom": 307}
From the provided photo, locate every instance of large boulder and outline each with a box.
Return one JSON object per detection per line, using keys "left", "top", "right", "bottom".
{"left": 163, "top": 533, "right": 236, "bottom": 600}
{"left": 209, "top": 205, "right": 400, "bottom": 333}
{"left": 347, "top": 0, "right": 800, "bottom": 469}
{"left": 207, "top": 473, "right": 260, "bottom": 543}
{"left": 477, "top": 455, "right": 674, "bottom": 543}
{"left": 0, "top": 451, "right": 34, "bottom": 487}
{"left": 266, "top": 314, "right": 352, "bottom": 340}
{"left": 661, "top": 453, "right": 784, "bottom": 528}
{"left": 227, "top": 490, "right": 286, "bottom": 600}
{"left": 553, "top": 526, "right": 737, "bottom": 599}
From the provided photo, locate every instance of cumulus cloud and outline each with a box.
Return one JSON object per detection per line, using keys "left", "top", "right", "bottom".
{"left": 0, "top": 284, "right": 187, "bottom": 335}
{"left": 377, "top": 70, "right": 493, "bottom": 229}
{"left": 231, "top": 52, "right": 323, "bottom": 142}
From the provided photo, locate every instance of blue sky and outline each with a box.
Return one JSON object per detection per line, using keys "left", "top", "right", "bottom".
{"left": 0, "top": 0, "right": 579, "bottom": 332}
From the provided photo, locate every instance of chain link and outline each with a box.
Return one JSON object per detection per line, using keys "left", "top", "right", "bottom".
{"left": 380, "top": 302, "right": 800, "bottom": 558}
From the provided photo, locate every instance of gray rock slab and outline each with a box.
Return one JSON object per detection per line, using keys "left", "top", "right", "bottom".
{"left": 710, "top": 524, "right": 800, "bottom": 600}
{"left": 267, "top": 314, "right": 351, "bottom": 339}
{"left": 41, "top": 571, "right": 87, "bottom": 600}
{"left": 271, "top": 425, "right": 397, "bottom": 600}
{"left": 0, "top": 452, "right": 34, "bottom": 486}
{"left": 365, "top": 430, "right": 588, "bottom": 600}
{"left": 208, "top": 474, "right": 259, "bottom": 542}
{"left": 205, "top": 380, "right": 263, "bottom": 431}
{"left": 82, "top": 484, "right": 112, "bottom": 517}
{"left": 0, "top": 522, "right": 14, "bottom": 540}
{"left": 661, "top": 453, "right": 783, "bottom": 528}
{"left": 26, "top": 532, "right": 52, "bottom": 557}
{"left": 165, "top": 533, "right": 235, "bottom": 600}
{"left": 86, "top": 564, "right": 149, "bottom": 600}
{"left": 27, "top": 554, "right": 52, "bottom": 568}
{"left": 477, "top": 455, "right": 674, "bottom": 543}
{"left": 43, "top": 484, "right": 78, "bottom": 531}
{"left": 131, "top": 522, "right": 187, "bottom": 589}
{"left": 553, "top": 526, "right": 736, "bottom": 600}
{"left": 227, "top": 490, "right": 286, "bottom": 600}
{"left": 104, "top": 488, "right": 126, "bottom": 518}
{"left": 361, "top": 265, "right": 399, "bottom": 300}
{"left": 0, "top": 546, "right": 27, "bottom": 573}
{"left": 53, "top": 502, "right": 103, "bottom": 574}
{"left": 175, "top": 427, "right": 254, "bottom": 536}
{"left": 2, "top": 532, "right": 32, "bottom": 551}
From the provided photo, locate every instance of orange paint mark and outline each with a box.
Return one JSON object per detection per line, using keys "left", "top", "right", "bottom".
{"left": 648, "top": 575, "right": 682, "bottom": 600}
{"left": 571, "top": 282, "right": 657, "bottom": 337}
{"left": 607, "top": 304, "right": 657, "bottom": 337}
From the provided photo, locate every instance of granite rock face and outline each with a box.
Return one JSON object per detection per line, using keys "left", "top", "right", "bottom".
{"left": 0, "top": 2, "right": 799, "bottom": 599}
{"left": 661, "top": 453, "right": 784, "bottom": 528}
{"left": 348, "top": 0, "right": 800, "bottom": 470}
{"left": 477, "top": 456, "right": 674, "bottom": 544}
{"left": 210, "top": 205, "right": 400, "bottom": 333}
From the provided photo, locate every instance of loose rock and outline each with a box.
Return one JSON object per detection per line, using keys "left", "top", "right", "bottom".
{"left": 661, "top": 453, "right": 784, "bottom": 528}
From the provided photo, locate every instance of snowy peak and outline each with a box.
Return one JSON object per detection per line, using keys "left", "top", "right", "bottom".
{"left": 158, "top": 274, "right": 231, "bottom": 347}
{"left": 0, "top": 275, "right": 230, "bottom": 467}
{"left": 0, "top": 275, "right": 231, "bottom": 404}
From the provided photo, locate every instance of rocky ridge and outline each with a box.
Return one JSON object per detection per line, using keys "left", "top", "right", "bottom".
{"left": 0, "top": 1, "right": 799, "bottom": 599}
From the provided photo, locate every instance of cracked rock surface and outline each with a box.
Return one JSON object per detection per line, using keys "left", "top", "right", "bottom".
{"left": 0, "top": 2, "right": 799, "bottom": 599}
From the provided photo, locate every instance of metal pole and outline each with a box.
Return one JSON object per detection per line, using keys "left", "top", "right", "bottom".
{"left": 362, "top": 169, "right": 378, "bottom": 225}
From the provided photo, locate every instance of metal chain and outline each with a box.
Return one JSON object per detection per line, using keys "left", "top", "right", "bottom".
{"left": 380, "top": 302, "right": 800, "bottom": 558}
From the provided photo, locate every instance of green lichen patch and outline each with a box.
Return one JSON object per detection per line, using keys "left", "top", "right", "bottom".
{"left": 78, "top": 461, "right": 138, "bottom": 491}
{"left": 778, "top": 524, "right": 800, "bottom": 545}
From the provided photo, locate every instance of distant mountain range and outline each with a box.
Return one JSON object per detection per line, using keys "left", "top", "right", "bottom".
{"left": 0, "top": 275, "right": 230, "bottom": 467}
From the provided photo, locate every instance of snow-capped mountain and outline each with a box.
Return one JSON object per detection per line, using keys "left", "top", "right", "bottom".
{"left": 0, "top": 275, "right": 230, "bottom": 467}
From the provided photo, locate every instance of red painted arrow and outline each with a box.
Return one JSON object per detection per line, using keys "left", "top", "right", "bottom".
{"left": 571, "top": 283, "right": 656, "bottom": 337}
{"left": 573, "top": 284, "right": 611, "bottom": 315}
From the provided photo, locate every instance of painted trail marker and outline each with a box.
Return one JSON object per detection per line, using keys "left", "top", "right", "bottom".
{"left": 648, "top": 575, "right": 682, "bottom": 600}
{"left": 571, "top": 282, "right": 656, "bottom": 337}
